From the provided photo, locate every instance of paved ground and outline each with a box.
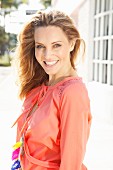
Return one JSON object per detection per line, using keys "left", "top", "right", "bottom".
{"left": 84, "top": 120, "right": 113, "bottom": 170}
{"left": 0, "top": 67, "right": 22, "bottom": 169}
{"left": 0, "top": 66, "right": 13, "bottom": 83}
{"left": 0, "top": 67, "right": 113, "bottom": 170}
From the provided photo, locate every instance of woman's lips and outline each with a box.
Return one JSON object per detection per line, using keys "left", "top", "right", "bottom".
{"left": 43, "top": 60, "right": 59, "bottom": 67}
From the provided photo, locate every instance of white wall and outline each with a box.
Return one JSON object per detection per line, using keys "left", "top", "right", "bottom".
{"left": 76, "top": 0, "right": 91, "bottom": 82}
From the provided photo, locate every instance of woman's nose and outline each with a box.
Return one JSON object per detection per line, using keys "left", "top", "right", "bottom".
{"left": 44, "top": 49, "right": 52, "bottom": 59}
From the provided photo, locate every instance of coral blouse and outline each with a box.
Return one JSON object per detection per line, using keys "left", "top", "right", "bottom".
{"left": 15, "top": 77, "right": 92, "bottom": 170}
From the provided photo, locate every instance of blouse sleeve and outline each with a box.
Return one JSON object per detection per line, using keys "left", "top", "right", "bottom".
{"left": 59, "top": 83, "right": 92, "bottom": 170}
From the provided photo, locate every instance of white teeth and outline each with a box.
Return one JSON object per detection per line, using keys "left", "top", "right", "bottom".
{"left": 44, "top": 61, "right": 58, "bottom": 66}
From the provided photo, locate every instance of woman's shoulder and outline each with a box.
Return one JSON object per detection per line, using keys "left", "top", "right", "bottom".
{"left": 52, "top": 76, "right": 89, "bottom": 101}
{"left": 57, "top": 77, "right": 87, "bottom": 95}
{"left": 51, "top": 77, "right": 90, "bottom": 111}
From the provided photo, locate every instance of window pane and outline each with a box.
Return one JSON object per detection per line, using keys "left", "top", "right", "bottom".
{"left": 102, "top": 64, "right": 107, "bottom": 83}
{"left": 93, "top": 63, "right": 95, "bottom": 80}
{"left": 111, "top": 40, "right": 113, "bottom": 60}
{"left": 95, "top": 0, "right": 102, "bottom": 14}
{"left": 94, "top": 19, "right": 96, "bottom": 37}
{"left": 97, "top": 63, "right": 99, "bottom": 81}
{"left": 103, "top": 40, "right": 108, "bottom": 60}
{"left": 93, "top": 42, "right": 95, "bottom": 59}
{"left": 112, "top": 14, "right": 113, "bottom": 35}
{"left": 94, "top": 41, "right": 100, "bottom": 59}
{"left": 98, "top": 17, "right": 101, "bottom": 36}
{"left": 95, "top": 18, "right": 101, "bottom": 37}
{"left": 94, "top": 63, "right": 99, "bottom": 81}
{"left": 104, "top": 0, "right": 110, "bottom": 11}
{"left": 98, "top": 40, "right": 100, "bottom": 59}
{"left": 94, "top": 0, "right": 97, "bottom": 14}
{"left": 103, "top": 15, "right": 109, "bottom": 36}
{"left": 111, "top": 64, "right": 113, "bottom": 85}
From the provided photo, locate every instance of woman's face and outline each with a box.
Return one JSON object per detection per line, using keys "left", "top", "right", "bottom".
{"left": 34, "top": 26, "right": 74, "bottom": 78}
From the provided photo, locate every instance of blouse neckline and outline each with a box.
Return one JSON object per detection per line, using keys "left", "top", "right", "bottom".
{"left": 43, "top": 76, "right": 82, "bottom": 90}
{"left": 27, "top": 76, "right": 82, "bottom": 98}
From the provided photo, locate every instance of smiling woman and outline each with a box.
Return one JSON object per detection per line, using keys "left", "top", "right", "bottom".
{"left": 11, "top": 9, "right": 92, "bottom": 170}
{"left": 15, "top": 10, "right": 83, "bottom": 98}
{"left": 34, "top": 26, "right": 75, "bottom": 85}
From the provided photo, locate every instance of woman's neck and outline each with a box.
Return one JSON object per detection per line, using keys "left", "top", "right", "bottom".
{"left": 47, "top": 68, "right": 77, "bottom": 86}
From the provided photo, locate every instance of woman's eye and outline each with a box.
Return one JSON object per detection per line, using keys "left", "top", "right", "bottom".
{"left": 35, "top": 45, "right": 45, "bottom": 49}
{"left": 54, "top": 44, "right": 61, "bottom": 48}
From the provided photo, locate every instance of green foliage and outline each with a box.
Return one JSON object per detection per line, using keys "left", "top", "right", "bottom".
{"left": 0, "top": 26, "right": 8, "bottom": 55}
{"left": 0, "top": 0, "right": 28, "bottom": 9}
{"left": 0, "top": 54, "right": 11, "bottom": 66}
{"left": 0, "top": 28, "right": 17, "bottom": 66}
{"left": 0, "top": 26, "right": 17, "bottom": 56}
{"left": 0, "top": 0, "right": 27, "bottom": 66}
{"left": 39, "top": 0, "right": 51, "bottom": 9}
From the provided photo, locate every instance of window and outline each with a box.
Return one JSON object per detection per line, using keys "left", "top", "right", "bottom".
{"left": 93, "top": 0, "right": 113, "bottom": 85}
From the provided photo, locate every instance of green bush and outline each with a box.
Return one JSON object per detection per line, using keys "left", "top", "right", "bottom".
{"left": 0, "top": 55, "right": 11, "bottom": 66}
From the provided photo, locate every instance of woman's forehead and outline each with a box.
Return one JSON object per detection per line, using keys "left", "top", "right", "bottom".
{"left": 34, "top": 26, "right": 69, "bottom": 43}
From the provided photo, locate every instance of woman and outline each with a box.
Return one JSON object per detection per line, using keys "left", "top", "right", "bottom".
{"left": 11, "top": 9, "right": 92, "bottom": 170}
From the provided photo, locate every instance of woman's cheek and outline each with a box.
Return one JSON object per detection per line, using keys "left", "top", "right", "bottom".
{"left": 35, "top": 51, "right": 42, "bottom": 59}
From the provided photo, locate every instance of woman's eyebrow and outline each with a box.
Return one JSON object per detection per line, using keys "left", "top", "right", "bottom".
{"left": 35, "top": 41, "right": 62, "bottom": 45}
{"left": 51, "top": 41, "right": 62, "bottom": 44}
{"left": 35, "top": 42, "right": 44, "bottom": 45}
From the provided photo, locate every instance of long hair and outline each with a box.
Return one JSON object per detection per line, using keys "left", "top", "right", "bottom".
{"left": 15, "top": 10, "right": 85, "bottom": 99}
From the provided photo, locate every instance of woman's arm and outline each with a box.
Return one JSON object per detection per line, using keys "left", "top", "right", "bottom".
{"left": 59, "top": 83, "right": 92, "bottom": 170}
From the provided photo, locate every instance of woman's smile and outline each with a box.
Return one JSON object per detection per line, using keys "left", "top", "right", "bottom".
{"left": 43, "top": 60, "right": 59, "bottom": 67}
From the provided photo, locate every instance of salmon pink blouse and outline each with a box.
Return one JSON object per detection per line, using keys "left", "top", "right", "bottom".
{"left": 14, "top": 77, "right": 92, "bottom": 170}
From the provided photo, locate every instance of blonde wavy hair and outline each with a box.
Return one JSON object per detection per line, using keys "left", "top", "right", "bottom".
{"left": 15, "top": 9, "right": 85, "bottom": 99}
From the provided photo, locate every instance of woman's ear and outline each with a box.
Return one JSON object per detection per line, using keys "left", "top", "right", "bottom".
{"left": 70, "top": 39, "right": 76, "bottom": 52}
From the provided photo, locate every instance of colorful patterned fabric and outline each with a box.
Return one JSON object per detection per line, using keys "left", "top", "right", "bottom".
{"left": 11, "top": 141, "right": 22, "bottom": 170}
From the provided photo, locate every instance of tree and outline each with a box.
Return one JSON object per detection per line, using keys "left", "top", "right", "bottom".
{"left": 0, "top": 26, "right": 16, "bottom": 56}
{"left": 0, "top": 0, "right": 28, "bottom": 9}
{"left": 39, "top": 0, "right": 51, "bottom": 9}
{"left": 0, "top": 0, "right": 28, "bottom": 54}
{"left": 0, "top": 26, "right": 8, "bottom": 55}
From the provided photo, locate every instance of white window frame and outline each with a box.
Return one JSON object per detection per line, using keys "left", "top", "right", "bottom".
{"left": 91, "top": 0, "right": 113, "bottom": 85}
